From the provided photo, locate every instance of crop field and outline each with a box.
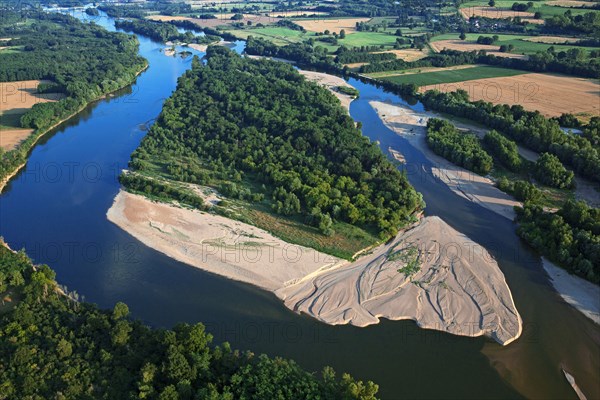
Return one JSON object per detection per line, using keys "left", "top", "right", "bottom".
{"left": 431, "top": 33, "right": 599, "bottom": 55}
{"left": 294, "top": 17, "right": 371, "bottom": 33}
{"left": 459, "top": 0, "right": 599, "bottom": 18}
{"left": 380, "top": 65, "right": 528, "bottom": 86}
{"left": 419, "top": 73, "right": 600, "bottom": 120}
{"left": 337, "top": 31, "right": 399, "bottom": 47}
{"left": 227, "top": 26, "right": 307, "bottom": 45}
{"left": 0, "top": 80, "right": 63, "bottom": 150}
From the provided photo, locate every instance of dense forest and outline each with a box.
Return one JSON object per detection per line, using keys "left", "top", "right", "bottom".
{"left": 0, "top": 245, "right": 379, "bottom": 399}
{"left": 124, "top": 47, "right": 422, "bottom": 243}
{"left": 114, "top": 19, "right": 220, "bottom": 45}
{"left": 426, "top": 118, "right": 493, "bottom": 175}
{"left": 420, "top": 90, "right": 600, "bottom": 183}
{"left": 0, "top": 10, "right": 147, "bottom": 183}
{"left": 516, "top": 201, "right": 600, "bottom": 284}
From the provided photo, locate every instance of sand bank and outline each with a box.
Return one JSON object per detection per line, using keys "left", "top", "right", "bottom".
{"left": 108, "top": 190, "right": 522, "bottom": 345}
{"left": 369, "top": 100, "right": 520, "bottom": 220}
{"left": 299, "top": 70, "right": 357, "bottom": 111}
{"left": 542, "top": 258, "right": 599, "bottom": 326}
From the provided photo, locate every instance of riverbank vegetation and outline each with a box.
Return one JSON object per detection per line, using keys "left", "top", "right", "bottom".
{"left": 0, "top": 10, "right": 147, "bottom": 186}
{"left": 516, "top": 200, "right": 599, "bottom": 284}
{"left": 0, "top": 243, "right": 379, "bottom": 399}
{"left": 122, "top": 47, "right": 423, "bottom": 258}
{"left": 420, "top": 90, "right": 600, "bottom": 184}
{"left": 426, "top": 118, "right": 493, "bottom": 175}
{"left": 114, "top": 19, "right": 220, "bottom": 45}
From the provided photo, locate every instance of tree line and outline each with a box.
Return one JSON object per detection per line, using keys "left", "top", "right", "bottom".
{"left": 420, "top": 90, "right": 600, "bottom": 183}
{"left": 0, "top": 244, "right": 379, "bottom": 399}
{"left": 124, "top": 47, "right": 423, "bottom": 241}
{"left": 114, "top": 19, "right": 220, "bottom": 45}
{"left": 360, "top": 49, "right": 599, "bottom": 78}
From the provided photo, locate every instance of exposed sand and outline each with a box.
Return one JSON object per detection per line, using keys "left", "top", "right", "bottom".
{"left": 524, "top": 36, "right": 581, "bottom": 44}
{"left": 187, "top": 43, "right": 209, "bottom": 52}
{"left": 419, "top": 73, "right": 600, "bottom": 119}
{"left": 299, "top": 70, "right": 357, "bottom": 111}
{"left": 295, "top": 17, "right": 371, "bottom": 33}
{"left": 460, "top": 6, "right": 535, "bottom": 20}
{"left": 108, "top": 190, "right": 522, "bottom": 345}
{"left": 430, "top": 40, "right": 529, "bottom": 59}
{"left": 563, "top": 369, "right": 589, "bottom": 400}
{"left": 369, "top": 100, "right": 521, "bottom": 220}
{"left": 108, "top": 190, "right": 345, "bottom": 291}
{"left": 542, "top": 258, "right": 600, "bottom": 326}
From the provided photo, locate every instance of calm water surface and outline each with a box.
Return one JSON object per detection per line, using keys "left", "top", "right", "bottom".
{"left": 0, "top": 10, "right": 598, "bottom": 399}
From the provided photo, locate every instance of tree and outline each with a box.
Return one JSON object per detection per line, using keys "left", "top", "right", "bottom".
{"left": 488, "top": 0, "right": 496, "bottom": 6}
{"left": 459, "top": 31, "right": 466, "bottom": 40}
{"left": 339, "top": 29, "right": 346, "bottom": 39}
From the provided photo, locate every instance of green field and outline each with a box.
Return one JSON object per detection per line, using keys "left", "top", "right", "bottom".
{"left": 431, "top": 33, "right": 600, "bottom": 55}
{"left": 460, "top": 0, "right": 598, "bottom": 17}
{"left": 337, "top": 31, "right": 399, "bottom": 47}
{"left": 226, "top": 26, "right": 309, "bottom": 45}
{"left": 379, "top": 65, "right": 528, "bottom": 86}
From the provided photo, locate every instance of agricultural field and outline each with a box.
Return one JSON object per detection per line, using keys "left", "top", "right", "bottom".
{"left": 380, "top": 48, "right": 431, "bottom": 61}
{"left": 459, "top": 0, "right": 599, "bottom": 18}
{"left": 337, "top": 31, "right": 400, "bottom": 47}
{"left": 147, "top": 14, "right": 280, "bottom": 29}
{"left": 294, "top": 17, "right": 371, "bottom": 34}
{"left": 226, "top": 26, "right": 308, "bottom": 45}
{"left": 379, "top": 65, "right": 528, "bottom": 86}
{"left": 0, "top": 80, "right": 63, "bottom": 151}
{"left": 419, "top": 73, "right": 600, "bottom": 120}
{"left": 431, "top": 33, "right": 600, "bottom": 55}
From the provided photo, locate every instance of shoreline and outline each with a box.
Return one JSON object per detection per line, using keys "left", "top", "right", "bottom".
{"left": 542, "top": 258, "right": 600, "bottom": 325}
{"left": 0, "top": 63, "right": 149, "bottom": 194}
{"left": 108, "top": 190, "right": 522, "bottom": 345}
{"left": 369, "top": 100, "right": 521, "bottom": 221}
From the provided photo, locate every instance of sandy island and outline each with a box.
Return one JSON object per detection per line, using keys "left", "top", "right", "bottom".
{"left": 369, "top": 100, "right": 521, "bottom": 220}
{"left": 108, "top": 190, "right": 522, "bottom": 345}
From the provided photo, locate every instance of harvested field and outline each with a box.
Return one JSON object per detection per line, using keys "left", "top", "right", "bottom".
{"left": 147, "top": 14, "right": 279, "bottom": 28}
{"left": 0, "top": 79, "right": 62, "bottom": 150}
{"left": 266, "top": 10, "right": 327, "bottom": 17}
{"left": 430, "top": 39, "right": 528, "bottom": 59}
{"left": 1, "top": 80, "right": 63, "bottom": 114}
{"left": 0, "top": 128, "right": 33, "bottom": 151}
{"left": 545, "top": 0, "right": 596, "bottom": 6}
{"left": 295, "top": 17, "right": 371, "bottom": 33}
{"left": 379, "top": 48, "right": 430, "bottom": 62}
{"left": 459, "top": 6, "right": 535, "bottom": 19}
{"left": 523, "top": 36, "right": 581, "bottom": 44}
{"left": 419, "top": 73, "right": 600, "bottom": 119}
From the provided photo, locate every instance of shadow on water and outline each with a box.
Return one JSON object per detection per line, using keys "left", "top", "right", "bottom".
{"left": 0, "top": 9, "right": 597, "bottom": 400}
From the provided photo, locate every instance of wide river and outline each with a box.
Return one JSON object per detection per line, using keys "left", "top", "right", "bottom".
{"left": 0, "top": 9, "right": 598, "bottom": 399}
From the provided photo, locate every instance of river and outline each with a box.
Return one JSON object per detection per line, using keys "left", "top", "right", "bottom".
{"left": 0, "top": 9, "right": 598, "bottom": 399}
